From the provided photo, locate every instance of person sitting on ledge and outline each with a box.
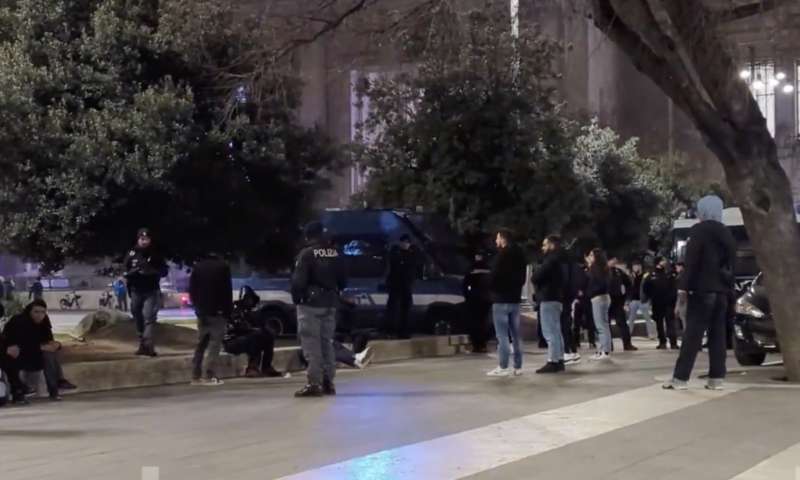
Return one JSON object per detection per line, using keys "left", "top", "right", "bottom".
{"left": 2, "top": 300, "right": 77, "bottom": 402}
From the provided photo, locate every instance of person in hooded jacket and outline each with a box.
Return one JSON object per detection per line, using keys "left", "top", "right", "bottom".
{"left": 463, "top": 251, "right": 492, "bottom": 353}
{"left": 664, "top": 195, "right": 736, "bottom": 391}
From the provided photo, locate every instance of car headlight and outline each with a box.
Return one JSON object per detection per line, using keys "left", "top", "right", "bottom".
{"left": 735, "top": 299, "right": 766, "bottom": 319}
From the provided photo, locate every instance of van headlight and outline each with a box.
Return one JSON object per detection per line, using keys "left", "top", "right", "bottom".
{"left": 735, "top": 298, "right": 765, "bottom": 319}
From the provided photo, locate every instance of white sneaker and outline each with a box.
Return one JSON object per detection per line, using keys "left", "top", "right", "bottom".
{"left": 591, "top": 352, "right": 610, "bottom": 361}
{"left": 565, "top": 353, "right": 582, "bottom": 365}
{"left": 354, "top": 347, "right": 374, "bottom": 369}
{"left": 203, "top": 377, "right": 224, "bottom": 386}
{"left": 513, "top": 368, "right": 524, "bottom": 376}
{"left": 663, "top": 379, "right": 689, "bottom": 390}
{"left": 487, "top": 367, "right": 511, "bottom": 377}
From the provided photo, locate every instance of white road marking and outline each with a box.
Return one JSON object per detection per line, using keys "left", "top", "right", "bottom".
{"left": 728, "top": 442, "right": 800, "bottom": 479}
{"left": 141, "top": 466, "right": 159, "bottom": 480}
{"left": 278, "top": 384, "right": 743, "bottom": 480}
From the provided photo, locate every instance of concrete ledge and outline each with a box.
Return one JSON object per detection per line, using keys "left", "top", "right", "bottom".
{"left": 59, "top": 335, "right": 469, "bottom": 395}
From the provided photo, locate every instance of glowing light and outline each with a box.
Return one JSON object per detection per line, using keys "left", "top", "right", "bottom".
{"left": 739, "top": 69, "right": 751, "bottom": 80}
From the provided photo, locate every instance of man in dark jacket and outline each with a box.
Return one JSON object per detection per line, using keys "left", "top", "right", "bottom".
{"left": 28, "top": 277, "right": 44, "bottom": 301}
{"left": 532, "top": 235, "right": 567, "bottom": 374}
{"left": 626, "top": 260, "right": 651, "bottom": 339}
{"left": 463, "top": 251, "right": 492, "bottom": 353}
{"left": 608, "top": 257, "right": 636, "bottom": 351}
{"left": 124, "top": 228, "right": 168, "bottom": 357}
{"left": 291, "top": 222, "right": 347, "bottom": 397}
{"left": 645, "top": 257, "right": 679, "bottom": 349}
{"left": 2, "top": 300, "right": 76, "bottom": 401}
{"left": 385, "top": 234, "right": 418, "bottom": 339}
{"left": 0, "top": 327, "right": 29, "bottom": 405}
{"left": 665, "top": 196, "right": 736, "bottom": 391}
{"left": 487, "top": 229, "right": 527, "bottom": 377}
{"left": 189, "top": 253, "right": 233, "bottom": 386}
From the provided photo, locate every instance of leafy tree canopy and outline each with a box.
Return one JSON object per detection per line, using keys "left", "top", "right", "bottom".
{"left": 352, "top": 3, "right": 674, "bottom": 258}
{"left": 0, "top": 0, "right": 338, "bottom": 272}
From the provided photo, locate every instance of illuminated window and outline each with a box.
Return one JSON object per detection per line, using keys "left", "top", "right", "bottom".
{"left": 747, "top": 63, "right": 776, "bottom": 137}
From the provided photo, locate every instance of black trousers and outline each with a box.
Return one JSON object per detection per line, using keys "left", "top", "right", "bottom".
{"left": 652, "top": 302, "right": 678, "bottom": 346}
{"left": 561, "top": 301, "right": 577, "bottom": 354}
{"left": 609, "top": 298, "right": 633, "bottom": 347}
{"left": 387, "top": 289, "right": 413, "bottom": 338}
{"left": 224, "top": 331, "right": 275, "bottom": 372}
{"left": 0, "top": 353, "right": 26, "bottom": 398}
{"left": 673, "top": 292, "right": 728, "bottom": 381}
{"left": 466, "top": 300, "right": 492, "bottom": 351}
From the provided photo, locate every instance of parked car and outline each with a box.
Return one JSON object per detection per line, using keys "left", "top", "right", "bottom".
{"left": 733, "top": 273, "right": 777, "bottom": 366}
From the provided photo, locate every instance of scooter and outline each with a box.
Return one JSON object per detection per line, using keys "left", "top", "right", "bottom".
{"left": 59, "top": 291, "right": 82, "bottom": 310}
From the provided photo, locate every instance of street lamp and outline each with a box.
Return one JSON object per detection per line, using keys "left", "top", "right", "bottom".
{"left": 783, "top": 84, "right": 795, "bottom": 94}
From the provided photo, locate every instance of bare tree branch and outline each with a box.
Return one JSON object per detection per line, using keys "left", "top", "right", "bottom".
{"left": 713, "top": 0, "right": 792, "bottom": 23}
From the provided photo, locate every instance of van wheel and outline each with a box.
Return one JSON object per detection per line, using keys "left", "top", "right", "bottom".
{"left": 734, "top": 339, "right": 766, "bottom": 366}
{"left": 260, "top": 308, "right": 289, "bottom": 337}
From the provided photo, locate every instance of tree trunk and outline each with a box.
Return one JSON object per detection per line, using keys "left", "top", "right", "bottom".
{"left": 726, "top": 154, "right": 800, "bottom": 381}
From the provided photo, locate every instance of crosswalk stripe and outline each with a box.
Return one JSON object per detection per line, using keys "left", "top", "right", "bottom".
{"left": 729, "top": 442, "right": 800, "bottom": 480}
{"left": 279, "top": 384, "right": 744, "bottom": 480}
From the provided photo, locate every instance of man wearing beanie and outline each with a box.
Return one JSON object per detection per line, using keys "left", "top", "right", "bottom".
{"left": 124, "top": 228, "right": 169, "bottom": 357}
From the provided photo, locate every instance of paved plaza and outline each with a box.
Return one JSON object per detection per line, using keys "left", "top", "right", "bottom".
{"left": 2, "top": 341, "right": 799, "bottom": 480}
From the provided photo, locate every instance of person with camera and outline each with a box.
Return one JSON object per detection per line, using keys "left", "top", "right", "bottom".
{"left": 124, "top": 228, "right": 168, "bottom": 357}
{"left": 291, "top": 222, "right": 347, "bottom": 398}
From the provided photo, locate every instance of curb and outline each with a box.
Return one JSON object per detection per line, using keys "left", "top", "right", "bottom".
{"left": 55, "top": 335, "right": 470, "bottom": 395}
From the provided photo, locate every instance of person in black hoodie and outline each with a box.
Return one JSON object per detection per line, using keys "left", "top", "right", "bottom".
{"left": 608, "top": 257, "right": 636, "bottom": 351}
{"left": 487, "top": 229, "right": 527, "bottom": 377}
{"left": 2, "top": 300, "right": 77, "bottom": 401}
{"left": 664, "top": 196, "right": 736, "bottom": 391}
{"left": 385, "top": 234, "right": 419, "bottom": 339}
{"left": 124, "top": 228, "right": 168, "bottom": 357}
{"left": 645, "top": 257, "right": 679, "bottom": 350}
{"left": 463, "top": 251, "right": 492, "bottom": 353}
{"left": 189, "top": 253, "right": 233, "bottom": 386}
{"left": 532, "top": 235, "right": 568, "bottom": 373}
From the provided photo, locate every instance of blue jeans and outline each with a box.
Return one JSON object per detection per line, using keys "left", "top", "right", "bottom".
{"left": 131, "top": 291, "right": 161, "bottom": 348}
{"left": 591, "top": 295, "right": 612, "bottom": 354}
{"left": 539, "top": 301, "right": 564, "bottom": 363}
{"left": 492, "top": 303, "right": 523, "bottom": 369}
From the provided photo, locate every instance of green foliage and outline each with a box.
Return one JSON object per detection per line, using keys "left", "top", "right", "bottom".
{"left": 352, "top": 5, "right": 588, "bottom": 251}
{"left": 352, "top": 4, "right": 675, "bottom": 256}
{"left": 0, "top": 0, "right": 338, "bottom": 272}
{"left": 569, "top": 121, "right": 663, "bottom": 256}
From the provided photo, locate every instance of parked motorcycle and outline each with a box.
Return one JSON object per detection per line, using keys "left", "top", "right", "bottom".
{"left": 59, "top": 291, "right": 82, "bottom": 310}
{"left": 98, "top": 290, "right": 114, "bottom": 309}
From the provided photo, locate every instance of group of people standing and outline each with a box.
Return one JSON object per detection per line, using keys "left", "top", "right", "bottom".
{"left": 464, "top": 195, "right": 737, "bottom": 389}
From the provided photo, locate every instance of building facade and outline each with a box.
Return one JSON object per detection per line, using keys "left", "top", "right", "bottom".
{"left": 289, "top": 0, "right": 800, "bottom": 208}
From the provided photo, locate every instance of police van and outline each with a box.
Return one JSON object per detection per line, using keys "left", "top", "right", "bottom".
{"left": 242, "top": 209, "right": 471, "bottom": 337}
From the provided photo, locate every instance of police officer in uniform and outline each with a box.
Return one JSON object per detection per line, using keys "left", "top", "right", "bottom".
{"left": 124, "top": 228, "right": 168, "bottom": 357}
{"left": 291, "top": 222, "right": 347, "bottom": 398}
